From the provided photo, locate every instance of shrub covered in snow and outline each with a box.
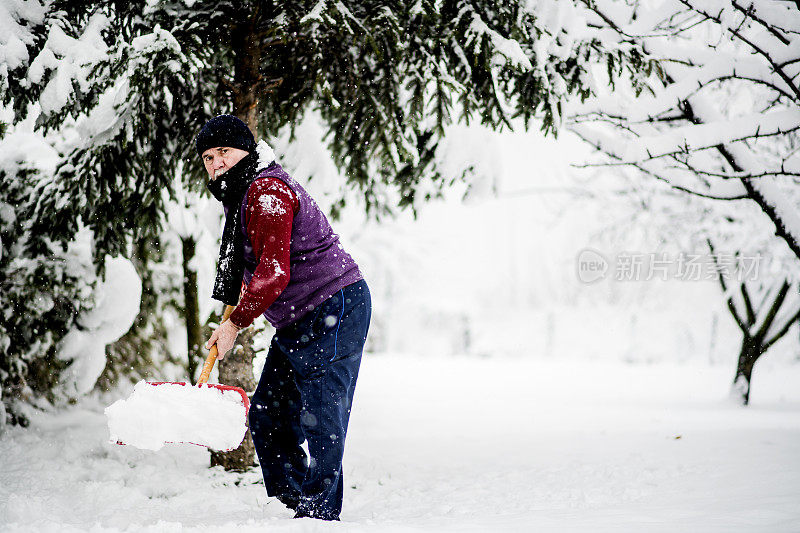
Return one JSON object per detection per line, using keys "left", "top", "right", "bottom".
{"left": 0, "top": 128, "right": 147, "bottom": 425}
{"left": 0, "top": 132, "right": 97, "bottom": 423}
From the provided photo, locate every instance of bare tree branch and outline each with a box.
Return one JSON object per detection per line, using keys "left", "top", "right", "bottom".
{"left": 570, "top": 128, "right": 748, "bottom": 200}
{"left": 708, "top": 238, "right": 750, "bottom": 333}
{"left": 763, "top": 297, "right": 800, "bottom": 350}
{"left": 752, "top": 280, "right": 791, "bottom": 345}
{"left": 681, "top": 0, "right": 800, "bottom": 102}
{"left": 739, "top": 281, "right": 756, "bottom": 327}
{"left": 731, "top": 1, "right": 796, "bottom": 45}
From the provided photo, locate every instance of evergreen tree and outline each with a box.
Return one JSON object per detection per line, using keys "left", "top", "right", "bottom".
{"left": 0, "top": 1, "right": 651, "bottom": 461}
{"left": 5, "top": 1, "right": 651, "bottom": 238}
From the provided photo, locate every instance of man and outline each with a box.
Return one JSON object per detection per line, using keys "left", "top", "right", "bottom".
{"left": 198, "top": 115, "right": 371, "bottom": 521}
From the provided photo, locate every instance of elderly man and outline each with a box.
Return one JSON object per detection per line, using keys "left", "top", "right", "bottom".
{"left": 198, "top": 114, "right": 371, "bottom": 521}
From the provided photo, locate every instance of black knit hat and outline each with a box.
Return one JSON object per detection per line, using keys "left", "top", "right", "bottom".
{"left": 195, "top": 114, "right": 257, "bottom": 156}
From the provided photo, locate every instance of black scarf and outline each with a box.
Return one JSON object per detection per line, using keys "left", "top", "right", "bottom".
{"left": 207, "top": 152, "right": 260, "bottom": 306}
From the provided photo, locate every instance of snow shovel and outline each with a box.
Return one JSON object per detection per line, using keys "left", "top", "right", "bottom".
{"left": 105, "top": 305, "right": 250, "bottom": 451}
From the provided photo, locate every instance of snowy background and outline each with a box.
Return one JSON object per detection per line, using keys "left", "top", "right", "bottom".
{"left": 3, "top": 120, "right": 800, "bottom": 532}
{"left": 3, "top": 1, "right": 800, "bottom": 531}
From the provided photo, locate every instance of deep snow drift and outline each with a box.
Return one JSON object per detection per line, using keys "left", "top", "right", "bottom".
{"left": 2, "top": 354, "right": 799, "bottom": 532}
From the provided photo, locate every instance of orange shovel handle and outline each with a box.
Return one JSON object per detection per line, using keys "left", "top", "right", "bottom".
{"left": 197, "top": 305, "right": 235, "bottom": 385}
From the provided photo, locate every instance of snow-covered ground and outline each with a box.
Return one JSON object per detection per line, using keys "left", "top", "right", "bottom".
{"left": 2, "top": 354, "right": 799, "bottom": 532}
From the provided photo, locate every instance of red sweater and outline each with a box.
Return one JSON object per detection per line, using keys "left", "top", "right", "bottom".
{"left": 229, "top": 177, "right": 299, "bottom": 329}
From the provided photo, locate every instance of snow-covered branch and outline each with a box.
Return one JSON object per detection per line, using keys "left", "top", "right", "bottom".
{"left": 570, "top": 0, "right": 800, "bottom": 262}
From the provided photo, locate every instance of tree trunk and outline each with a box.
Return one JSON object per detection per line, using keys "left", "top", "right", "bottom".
{"left": 709, "top": 242, "right": 800, "bottom": 408}
{"left": 181, "top": 236, "right": 203, "bottom": 380}
{"left": 231, "top": 13, "right": 262, "bottom": 133}
{"left": 731, "top": 339, "right": 759, "bottom": 406}
{"left": 210, "top": 323, "right": 258, "bottom": 471}
{"left": 208, "top": 10, "right": 265, "bottom": 472}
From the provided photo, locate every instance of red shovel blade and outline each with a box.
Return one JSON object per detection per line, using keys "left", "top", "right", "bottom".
{"left": 147, "top": 381, "right": 250, "bottom": 413}
{"left": 106, "top": 305, "right": 250, "bottom": 451}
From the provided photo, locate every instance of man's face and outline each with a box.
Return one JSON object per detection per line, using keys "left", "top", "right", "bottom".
{"left": 201, "top": 146, "right": 250, "bottom": 180}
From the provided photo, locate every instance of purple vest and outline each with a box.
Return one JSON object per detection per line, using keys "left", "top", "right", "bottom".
{"left": 238, "top": 163, "right": 363, "bottom": 329}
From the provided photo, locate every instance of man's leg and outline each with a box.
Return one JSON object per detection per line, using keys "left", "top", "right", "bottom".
{"left": 249, "top": 338, "right": 307, "bottom": 509}
{"left": 276, "top": 280, "right": 372, "bottom": 520}
{"left": 294, "top": 350, "right": 362, "bottom": 520}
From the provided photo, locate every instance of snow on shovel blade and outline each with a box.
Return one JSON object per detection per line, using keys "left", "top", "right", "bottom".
{"left": 105, "top": 380, "right": 249, "bottom": 452}
{"left": 106, "top": 305, "right": 247, "bottom": 452}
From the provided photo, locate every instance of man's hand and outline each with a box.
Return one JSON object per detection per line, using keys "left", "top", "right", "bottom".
{"left": 205, "top": 319, "right": 241, "bottom": 360}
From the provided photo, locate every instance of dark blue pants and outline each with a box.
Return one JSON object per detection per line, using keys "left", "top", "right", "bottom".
{"left": 249, "top": 279, "right": 371, "bottom": 521}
